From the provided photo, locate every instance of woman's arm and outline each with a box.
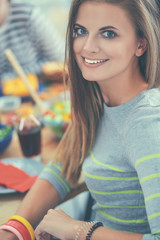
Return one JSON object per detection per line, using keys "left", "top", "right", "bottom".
{"left": 16, "top": 179, "right": 61, "bottom": 228}
{"left": 0, "top": 178, "right": 61, "bottom": 240}
{"left": 35, "top": 209, "right": 144, "bottom": 240}
{"left": 91, "top": 226, "right": 143, "bottom": 240}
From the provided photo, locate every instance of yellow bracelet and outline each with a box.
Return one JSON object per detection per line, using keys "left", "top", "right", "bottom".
{"left": 8, "top": 215, "right": 35, "bottom": 240}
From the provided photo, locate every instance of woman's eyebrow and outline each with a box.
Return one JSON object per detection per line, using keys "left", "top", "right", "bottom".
{"left": 99, "top": 26, "right": 119, "bottom": 31}
{"left": 73, "top": 23, "right": 86, "bottom": 29}
{"left": 73, "top": 24, "right": 119, "bottom": 32}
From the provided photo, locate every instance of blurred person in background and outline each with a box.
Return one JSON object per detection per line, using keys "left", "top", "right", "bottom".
{"left": 0, "top": 0, "right": 65, "bottom": 90}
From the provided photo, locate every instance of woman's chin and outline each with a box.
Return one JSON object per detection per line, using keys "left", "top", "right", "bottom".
{"left": 82, "top": 74, "right": 98, "bottom": 82}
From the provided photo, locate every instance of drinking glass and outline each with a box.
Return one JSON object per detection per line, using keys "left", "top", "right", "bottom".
{"left": 15, "top": 115, "right": 42, "bottom": 162}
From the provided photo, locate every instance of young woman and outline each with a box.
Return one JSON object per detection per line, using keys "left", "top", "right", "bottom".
{"left": 0, "top": 0, "right": 160, "bottom": 239}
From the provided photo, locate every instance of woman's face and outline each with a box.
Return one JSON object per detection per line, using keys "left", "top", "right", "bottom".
{"left": 0, "top": 0, "right": 9, "bottom": 26}
{"left": 73, "top": 1, "right": 145, "bottom": 84}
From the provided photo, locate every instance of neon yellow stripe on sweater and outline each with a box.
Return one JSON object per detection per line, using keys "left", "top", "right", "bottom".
{"left": 98, "top": 210, "right": 147, "bottom": 223}
{"left": 135, "top": 154, "right": 160, "bottom": 168}
{"left": 140, "top": 174, "right": 160, "bottom": 184}
{"left": 148, "top": 212, "right": 160, "bottom": 220}
{"left": 145, "top": 193, "right": 160, "bottom": 202}
{"left": 83, "top": 169, "right": 138, "bottom": 181}
{"left": 44, "top": 168, "right": 70, "bottom": 192}
{"left": 97, "top": 202, "right": 145, "bottom": 209}
{"left": 90, "top": 151, "right": 126, "bottom": 172}
{"left": 89, "top": 188, "right": 142, "bottom": 195}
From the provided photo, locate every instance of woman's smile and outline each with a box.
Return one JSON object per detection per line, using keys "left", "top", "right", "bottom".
{"left": 82, "top": 56, "right": 109, "bottom": 67}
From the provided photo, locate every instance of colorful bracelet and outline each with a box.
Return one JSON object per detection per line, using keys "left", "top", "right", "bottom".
{"left": 85, "top": 222, "right": 103, "bottom": 240}
{"left": 8, "top": 215, "right": 34, "bottom": 240}
{"left": 6, "top": 220, "right": 32, "bottom": 240}
{"left": 0, "top": 225, "right": 24, "bottom": 240}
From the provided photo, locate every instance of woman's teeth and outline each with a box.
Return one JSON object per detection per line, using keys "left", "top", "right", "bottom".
{"left": 84, "top": 58, "right": 107, "bottom": 64}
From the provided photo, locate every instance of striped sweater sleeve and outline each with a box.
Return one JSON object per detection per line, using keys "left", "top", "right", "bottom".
{"left": 125, "top": 110, "right": 160, "bottom": 239}
{"left": 38, "top": 161, "right": 71, "bottom": 200}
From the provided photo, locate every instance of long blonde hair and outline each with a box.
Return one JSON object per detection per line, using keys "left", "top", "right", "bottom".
{"left": 55, "top": 0, "right": 160, "bottom": 185}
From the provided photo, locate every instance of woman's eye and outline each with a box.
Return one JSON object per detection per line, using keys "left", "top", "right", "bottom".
{"left": 73, "top": 28, "right": 87, "bottom": 38}
{"left": 102, "top": 30, "right": 116, "bottom": 39}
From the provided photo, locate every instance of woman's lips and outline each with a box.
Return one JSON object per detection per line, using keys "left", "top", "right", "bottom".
{"left": 82, "top": 57, "right": 109, "bottom": 67}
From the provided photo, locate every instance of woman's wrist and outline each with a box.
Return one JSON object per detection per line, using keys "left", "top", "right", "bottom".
{"left": 73, "top": 220, "right": 86, "bottom": 240}
{"left": 0, "top": 229, "right": 19, "bottom": 240}
{"left": 74, "top": 221, "right": 103, "bottom": 240}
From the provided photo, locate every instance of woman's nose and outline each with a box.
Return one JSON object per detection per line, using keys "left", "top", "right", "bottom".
{"left": 83, "top": 35, "right": 100, "bottom": 53}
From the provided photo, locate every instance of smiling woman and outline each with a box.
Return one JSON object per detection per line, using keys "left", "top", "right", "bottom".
{"left": 34, "top": 0, "right": 160, "bottom": 239}
{"left": 1, "top": 1, "right": 160, "bottom": 240}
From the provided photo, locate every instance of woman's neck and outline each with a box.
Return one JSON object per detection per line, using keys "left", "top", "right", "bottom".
{"left": 98, "top": 71, "right": 148, "bottom": 107}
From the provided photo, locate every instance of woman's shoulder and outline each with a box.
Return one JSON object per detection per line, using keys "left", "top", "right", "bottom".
{"left": 124, "top": 88, "right": 160, "bottom": 133}
{"left": 131, "top": 88, "right": 160, "bottom": 116}
{"left": 143, "top": 88, "right": 160, "bottom": 106}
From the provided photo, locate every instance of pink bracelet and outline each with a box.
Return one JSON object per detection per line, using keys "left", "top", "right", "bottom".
{"left": 0, "top": 225, "right": 24, "bottom": 240}
{"left": 6, "top": 220, "right": 32, "bottom": 240}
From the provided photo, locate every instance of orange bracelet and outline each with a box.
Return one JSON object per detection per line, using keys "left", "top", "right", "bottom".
{"left": 8, "top": 215, "right": 34, "bottom": 240}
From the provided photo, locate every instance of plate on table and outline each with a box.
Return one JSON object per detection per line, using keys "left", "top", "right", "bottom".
{"left": 0, "top": 157, "right": 44, "bottom": 194}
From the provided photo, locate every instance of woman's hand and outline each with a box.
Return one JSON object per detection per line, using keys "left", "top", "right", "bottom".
{"left": 35, "top": 208, "right": 83, "bottom": 240}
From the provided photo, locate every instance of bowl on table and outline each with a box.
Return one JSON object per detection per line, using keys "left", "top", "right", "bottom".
{"left": 0, "top": 124, "right": 13, "bottom": 154}
{"left": 40, "top": 92, "right": 71, "bottom": 139}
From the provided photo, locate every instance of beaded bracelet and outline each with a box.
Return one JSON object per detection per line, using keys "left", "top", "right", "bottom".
{"left": 0, "top": 225, "right": 24, "bottom": 240}
{"left": 85, "top": 222, "right": 103, "bottom": 240}
{"left": 75, "top": 221, "right": 97, "bottom": 240}
{"left": 8, "top": 215, "right": 34, "bottom": 240}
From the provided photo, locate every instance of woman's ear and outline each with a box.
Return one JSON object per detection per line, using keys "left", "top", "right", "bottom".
{"left": 136, "top": 38, "right": 147, "bottom": 57}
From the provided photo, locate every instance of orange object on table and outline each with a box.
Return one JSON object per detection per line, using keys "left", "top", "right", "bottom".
{"left": 0, "top": 161, "right": 38, "bottom": 193}
{"left": 2, "top": 74, "right": 39, "bottom": 97}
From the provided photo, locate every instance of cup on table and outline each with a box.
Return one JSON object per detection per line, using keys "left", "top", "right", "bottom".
{"left": 15, "top": 114, "right": 42, "bottom": 161}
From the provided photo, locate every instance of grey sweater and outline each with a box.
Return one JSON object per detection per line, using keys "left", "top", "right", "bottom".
{"left": 40, "top": 88, "right": 160, "bottom": 239}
